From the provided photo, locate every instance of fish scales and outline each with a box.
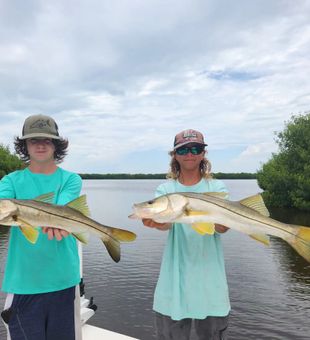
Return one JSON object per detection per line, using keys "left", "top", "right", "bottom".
{"left": 181, "top": 193, "right": 297, "bottom": 240}
{"left": 13, "top": 199, "right": 114, "bottom": 240}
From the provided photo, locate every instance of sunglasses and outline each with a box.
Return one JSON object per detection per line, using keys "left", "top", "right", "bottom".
{"left": 175, "top": 145, "right": 205, "bottom": 155}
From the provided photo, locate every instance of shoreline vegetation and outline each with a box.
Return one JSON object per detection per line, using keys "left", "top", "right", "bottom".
{"left": 79, "top": 172, "right": 257, "bottom": 180}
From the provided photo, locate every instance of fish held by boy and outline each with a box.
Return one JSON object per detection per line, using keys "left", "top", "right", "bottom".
{"left": 129, "top": 192, "right": 310, "bottom": 263}
{"left": 0, "top": 193, "right": 136, "bottom": 262}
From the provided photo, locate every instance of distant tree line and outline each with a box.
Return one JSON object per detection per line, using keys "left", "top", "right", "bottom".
{"left": 79, "top": 172, "right": 257, "bottom": 180}
{"left": 79, "top": 173, "right": 166, "bottom": 180}
{"left": 213, "top": 172, "right": 256, "bottom": 180}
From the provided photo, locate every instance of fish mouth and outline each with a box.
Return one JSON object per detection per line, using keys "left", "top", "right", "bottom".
{"left": 129, "top": 204, "right": 163, "bottom": 219}
{"left": 128, "top": 209, "right": 156, "bottom": 219}
{"left": 128, "top": 213, "right": 139, "bottom": 219}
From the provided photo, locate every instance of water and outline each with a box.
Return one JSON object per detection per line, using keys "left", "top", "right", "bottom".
{"left": 0, "top": 179, "right": 309, "bottom": 339}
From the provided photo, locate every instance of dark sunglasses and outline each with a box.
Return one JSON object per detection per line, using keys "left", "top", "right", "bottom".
{"left": 175, "top": 145, "right": 205, "bottom": 155}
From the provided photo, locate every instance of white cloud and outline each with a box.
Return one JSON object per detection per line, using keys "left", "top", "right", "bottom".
{"left": 230, "top": 143, "right": 278, "bottom": 172}
{"left": 0, "top": 0, "right": 310, "bottom": 173}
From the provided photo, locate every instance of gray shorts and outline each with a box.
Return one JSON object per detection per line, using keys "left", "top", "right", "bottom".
{"left": 155, "top": 312, "right": 229, "bottom": 340}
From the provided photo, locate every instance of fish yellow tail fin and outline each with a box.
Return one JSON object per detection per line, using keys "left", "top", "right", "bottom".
{"left": 289, "top": 226, "right": 310, "bottom": 263}
{"left": 101, "top": 228, "right": 136, "bottom": 262}
{"left": 102, "top": 237, "right": 121, "bottom": 263}
{"left": 111, "top": 228, "right": 137, "bottom": 242}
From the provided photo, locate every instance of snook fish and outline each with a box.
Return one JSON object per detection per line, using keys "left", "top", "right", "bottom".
{"left": 130, "top": 192, "right": 310, "bottom": 263}
{"left": 0, "top": 193, "right": 136, "bottom": 262}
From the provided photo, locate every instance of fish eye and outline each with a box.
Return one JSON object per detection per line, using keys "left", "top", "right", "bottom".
{"left": 147, "top": 200, "right": 154, "bottom": 205}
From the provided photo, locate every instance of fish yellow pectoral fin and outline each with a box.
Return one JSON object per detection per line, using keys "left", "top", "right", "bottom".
{"left": 239, "top": 194, "right": 270, "bottom": 217}
{"left": 72, "top": 232, "right": 89, "bottom": 244}
{"left": 17, "top": 218, "right": 39, "bottom": 244}
{"left": 185, "top": 210, "right": 210, "bottom": 216}
{"left": 249, "top": 233, "right": 270, "bottom": 246}
{"left": 110, "top": 228, "right": 137, "bottom": 242}
{"left": 102, "top": 237, "right": 121, "bottom": 263}
{"left": 288, "top": 225, "right": 310, "bottom": 263}
{"left": 66, "top": 195, "right": 91, "bottom": 217}
{"left": 191, "top": 222, "right": 215, "bottom": 235}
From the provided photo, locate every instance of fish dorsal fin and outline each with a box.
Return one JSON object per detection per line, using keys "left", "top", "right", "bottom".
{"left": 34, "top": 192, "right": 54, "bottom": 203}
{"left": 249, "top": 233, "right": 270, "bottom": 246}
{"left": 203, "top": 192, "right": 228, "bottom": 199}
{"left": 66, "top": 195, "right": 90, "bottom": 217}
{"left": 239, "top": 194, "right": 270, "bottom": 217}
{"left": 191, "top": 222, "right": 215, "bottom": 235}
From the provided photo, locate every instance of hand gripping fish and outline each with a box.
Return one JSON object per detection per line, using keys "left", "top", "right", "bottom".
{"left": 130, "top": 192, "right": 310, "bottom": 263}
{"left": 0, "top": 193, "right": 136, "bottom": 262}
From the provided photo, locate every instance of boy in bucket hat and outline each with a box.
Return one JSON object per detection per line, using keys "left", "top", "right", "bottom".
{"left": 0, "top": 114, "right": 82, "bottom": 340}
{"left": 143, "top": 129, "right": 230, "bottom": 340}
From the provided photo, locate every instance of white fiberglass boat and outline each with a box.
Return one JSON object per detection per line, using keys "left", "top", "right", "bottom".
{"left": 79, "top": 245, "right": 138, "bottom": 340}
{"left": 80, "top": 293, "right": 137, "bottom": 339}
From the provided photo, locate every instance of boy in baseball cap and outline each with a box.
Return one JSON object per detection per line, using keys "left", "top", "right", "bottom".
{"left": 0, "top": 114, "right": 82, "bottom": 340}
{"left": 142, "top": 128, "right": 230, "bottom": 340}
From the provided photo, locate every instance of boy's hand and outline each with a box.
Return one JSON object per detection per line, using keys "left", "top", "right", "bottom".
{"left": 42, "top": 227, "right": 70, "bottom": 241}
{"left": 142, "top": 219, "right": 172, "bottom": 231}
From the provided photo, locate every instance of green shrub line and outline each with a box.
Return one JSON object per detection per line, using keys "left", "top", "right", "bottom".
{"left": 257, "top": 112, "right": 310, "bottom": 211}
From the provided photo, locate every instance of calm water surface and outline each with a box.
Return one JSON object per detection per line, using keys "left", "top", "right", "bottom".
{"left": 0, "top": 180, "right": 309, "bottom": 339}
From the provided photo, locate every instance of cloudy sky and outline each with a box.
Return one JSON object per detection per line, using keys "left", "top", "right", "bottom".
{"left": 1, "top": 0, "right": 309, "bottom": 174}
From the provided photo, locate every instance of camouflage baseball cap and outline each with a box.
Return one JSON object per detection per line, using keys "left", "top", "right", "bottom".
{"left": 174, "top": 129, "right": 207, "bottom": 149}
{"left": 20, "top": 114, "right": 61, "bottom": 140}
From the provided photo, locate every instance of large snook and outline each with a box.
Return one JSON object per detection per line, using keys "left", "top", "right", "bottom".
{"left": 0, "top": 194, "right": 136, "bottom": 262}
{"left": 129, "top": 192, "right": 310, "bottom": 263}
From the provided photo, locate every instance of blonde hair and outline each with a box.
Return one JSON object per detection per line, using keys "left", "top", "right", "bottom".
{"left": 166, "top": 150, "right": 213, "bottom": 180}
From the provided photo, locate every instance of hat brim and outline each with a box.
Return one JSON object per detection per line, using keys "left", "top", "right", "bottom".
{"left": 174, "top": 141, "right": 208, "bottom": 150}
{"left": 19, "top": 133, "right": 61, "bottom": 140}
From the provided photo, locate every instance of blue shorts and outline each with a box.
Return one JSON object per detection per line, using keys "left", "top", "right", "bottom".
{"left": 4, "top": 286, "right": 78, "bottom": 340}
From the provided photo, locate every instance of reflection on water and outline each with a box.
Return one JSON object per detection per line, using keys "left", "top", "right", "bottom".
{"left": 269, "top": 206, "right": 310, "bottom": 295}
{"left": 0, "top": 180, "right": 309, "bottom": 340}
{"left": 270, "top": 206, "right": 310, "bottom": 227}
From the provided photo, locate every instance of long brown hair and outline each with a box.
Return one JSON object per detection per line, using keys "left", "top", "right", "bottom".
{"left": 14, "top": 137, "right": 69, "bottom": 163}
{"left": 166, "top": 150, "right": 212, "bottom": 180}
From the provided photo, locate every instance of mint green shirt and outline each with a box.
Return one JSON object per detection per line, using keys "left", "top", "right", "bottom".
{"left": 0, "top": 167, "right": 81, "bottom": 294}
{"left": 153, "top": 178, "right": 230, "bottom": 320}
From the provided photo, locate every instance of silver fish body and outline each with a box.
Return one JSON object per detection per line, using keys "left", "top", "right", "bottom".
{"left": 0, "top": 195, "right": 136, "bottom": 262}
{"left": 130, "top": 192, "right": 310, "bottom": 263}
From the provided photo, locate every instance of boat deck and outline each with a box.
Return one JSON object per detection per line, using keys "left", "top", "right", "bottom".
{"left": 82, "top": 324, "right": 138, "bottom": 339}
